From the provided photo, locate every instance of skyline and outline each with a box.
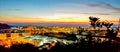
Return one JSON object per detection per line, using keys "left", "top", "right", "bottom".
{"left": 0, "top": 0, "right": 120, "bottom": 24}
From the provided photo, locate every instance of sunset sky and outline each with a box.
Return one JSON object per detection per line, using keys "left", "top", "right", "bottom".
{"left": 0, "top": 0, "right": 120, "bottom": 24}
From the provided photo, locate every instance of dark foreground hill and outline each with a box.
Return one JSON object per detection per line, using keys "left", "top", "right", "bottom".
{"left": 0, "top": 41, "right": 120, "bottom": 52}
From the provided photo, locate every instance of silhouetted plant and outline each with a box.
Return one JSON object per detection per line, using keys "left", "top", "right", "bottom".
{"left": 102, "top": 21, "right": 113, "bottom": 29}
{"left": 0, "top": 46, "right": 9, "bottom": 52}
{"left": 10, "top": 43, "right": 39, "bottom": 52}
{"left": 89, "top": 16, "right": 102, "bottom": 28}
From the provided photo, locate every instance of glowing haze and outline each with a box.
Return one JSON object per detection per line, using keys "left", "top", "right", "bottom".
{"left": 0, "top": 0, "right": 120, "bottom": 24}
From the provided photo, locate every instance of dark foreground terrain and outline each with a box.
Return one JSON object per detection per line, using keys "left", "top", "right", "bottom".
{"left": 0, "top": 41, "right": 120, "bottom": 52}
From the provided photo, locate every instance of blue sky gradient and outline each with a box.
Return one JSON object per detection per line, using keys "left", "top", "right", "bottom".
{"left": 0, "top": 0, "right": 120, "bottom": 24}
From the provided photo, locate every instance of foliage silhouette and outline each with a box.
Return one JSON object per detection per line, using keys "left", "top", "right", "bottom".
{"left": 10, "top": 43, "right": 40, "bottom": 52}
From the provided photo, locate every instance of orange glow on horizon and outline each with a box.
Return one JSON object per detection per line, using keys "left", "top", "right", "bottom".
{"left": 0, "top": 16, "right": 118, "bottom": 24}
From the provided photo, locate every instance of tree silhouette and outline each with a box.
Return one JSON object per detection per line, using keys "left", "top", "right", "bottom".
{"left": 102, "top": 21, "right": 113, "bottom": 29}
{"left": 89, "top": 16, "right": 101, "bottom": 28}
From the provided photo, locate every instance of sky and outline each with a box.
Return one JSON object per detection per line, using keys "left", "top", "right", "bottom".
{"left": 0, "top": 0, "right": 120, "bottom": 24}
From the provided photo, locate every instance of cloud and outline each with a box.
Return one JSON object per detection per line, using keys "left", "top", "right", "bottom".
{"left": 71, "top": 2, "right": 120, "bottom": 12}
{"left": 56, "top": 11, "right": 111, "bottom": 15}
{"left": 0, "top": 8, "right": 22, "bottom": 11}
{"left": 81, "top": 12, "right": 111, "bottom": 15}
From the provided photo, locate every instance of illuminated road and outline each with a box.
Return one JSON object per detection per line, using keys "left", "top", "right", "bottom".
{"left": 21, "top": 35, "right": 78, "bottom": 49}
